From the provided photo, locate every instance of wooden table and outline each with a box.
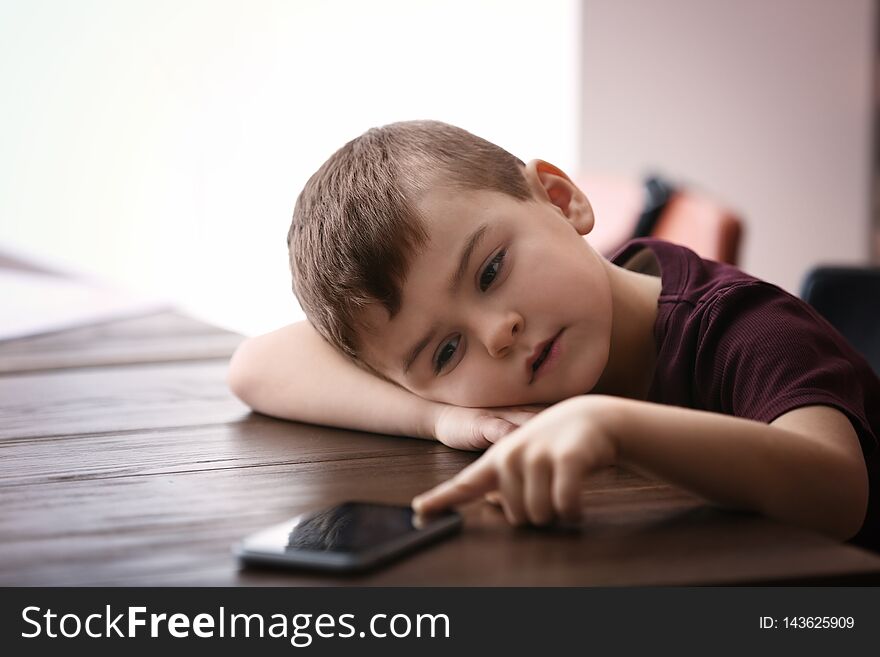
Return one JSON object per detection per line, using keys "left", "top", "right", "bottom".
{"left": 3, "top": 307, "right": 880, "bottom": 586}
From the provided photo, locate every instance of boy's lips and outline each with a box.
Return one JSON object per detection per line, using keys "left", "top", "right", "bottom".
{"left": 527, "top": 329, "right": 563, "bottom": 383}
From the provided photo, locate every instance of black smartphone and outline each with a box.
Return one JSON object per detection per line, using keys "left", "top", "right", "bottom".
{"left": 234, "top": 501, "right": 462, "bottom": 573}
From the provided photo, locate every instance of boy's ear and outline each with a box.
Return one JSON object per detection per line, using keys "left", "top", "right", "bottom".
{"left": 524, "top": 159, "right": 595, "bottom": 235}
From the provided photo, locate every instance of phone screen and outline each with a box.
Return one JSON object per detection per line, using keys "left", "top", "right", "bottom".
{"left": 287, "top": 501, "right": 430, "bottom": 553}
{"left": 237, "top": 502, "right": 461, "bottom": 571}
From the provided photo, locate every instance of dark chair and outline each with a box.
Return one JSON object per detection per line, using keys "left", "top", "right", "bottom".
{"left": 800, "top": 266, "right": 880, "bottom": 375}
{"left": 575, "top": 173, "right": 744, "bottom": 265}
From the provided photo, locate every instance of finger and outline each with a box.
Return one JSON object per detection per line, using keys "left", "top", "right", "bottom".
{"left": 490, "top": 412, "right": 538, "bottom": 436}
{"left": 552, "top": 452, "right": 586, "bottom": 523}
{"left": 523, "top": 451, "right": 554, "bottom": 525}
{"left": 500, "top": 411, "right": 540, "bottom": 427}
{"left": 498, "top": 455, "right": 526, "bottom": 526}
{"left": 412, "top": 459, "right": 498, "bottom": 515}
{"left": 484, "top": 491, "right": 503, "bottom": 506}
{"left": 479, "top": 418, "right": 518, "bottom": 444}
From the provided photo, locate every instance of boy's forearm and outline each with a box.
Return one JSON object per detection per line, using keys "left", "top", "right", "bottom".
{"left": 228, "top": 321, "right": 441, "bottom": 440}
{"left": 601, "top": 397, "right": 867, "bottom": 541}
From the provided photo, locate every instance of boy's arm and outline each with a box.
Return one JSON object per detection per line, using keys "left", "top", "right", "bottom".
{"left": 227, "top": 321, "right": 540, "bottom": 449}
{"left": 414, "top": 396, "right": 869, "bottom": 541}
{"left": 609, "top": 399, "right": 870, "bottom": 541}
{"left": 228, "top": 321, "right": 440, "bottom": 440}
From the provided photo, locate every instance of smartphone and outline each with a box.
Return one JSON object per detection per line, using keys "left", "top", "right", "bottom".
{"left": 234, "top": 501, "right": 462, "bottom": 573}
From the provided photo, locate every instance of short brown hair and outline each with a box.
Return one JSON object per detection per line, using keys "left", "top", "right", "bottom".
{"left": 287, "top": 120, "right": 532, "bottom": 372}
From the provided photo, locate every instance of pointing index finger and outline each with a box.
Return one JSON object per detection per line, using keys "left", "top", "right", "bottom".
{"left": 412, "top": 459, "right": 498, "bottom": 515}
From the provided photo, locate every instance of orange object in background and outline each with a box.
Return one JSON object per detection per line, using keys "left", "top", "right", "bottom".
{"left": 575, "top": 174, "right": 743, "bottom": 266}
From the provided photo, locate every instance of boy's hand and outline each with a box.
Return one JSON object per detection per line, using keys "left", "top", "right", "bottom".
{"left": 415, "top": 396, "right": 619, "bottom": 526}
{"left": 431, "top": 403, "right": 549, "bottom": 451}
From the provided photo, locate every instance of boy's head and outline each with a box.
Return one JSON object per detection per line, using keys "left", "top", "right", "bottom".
{"left": 289, "top": 120, "right": 613, "bottom": 407}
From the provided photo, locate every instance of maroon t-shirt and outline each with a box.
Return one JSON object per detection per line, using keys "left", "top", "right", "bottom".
{"left": 611, "top": 238, "right": 880, "bottom": 551}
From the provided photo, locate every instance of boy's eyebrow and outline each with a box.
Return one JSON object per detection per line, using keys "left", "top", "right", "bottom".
{"left": 402, "top": 222, "right": 490, "bottom": 374}
{"left": 403, "top": 329, "right": 438, "bottom": 375}
{"left": 447, "top": 222, "right": 490, "bottom": 294}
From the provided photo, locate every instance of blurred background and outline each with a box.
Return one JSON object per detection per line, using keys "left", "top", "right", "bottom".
{"left": 1, "top": 0, "right": 876, "bottom": 338}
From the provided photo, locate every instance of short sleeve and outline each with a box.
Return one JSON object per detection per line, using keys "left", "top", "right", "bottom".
{"left": 693, "top": 281, "right": 879, "bottom": 459}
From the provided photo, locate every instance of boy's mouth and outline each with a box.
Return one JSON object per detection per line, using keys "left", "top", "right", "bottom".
{"left": 528, "top": 330, "right": 562, "bottom": 382}
{"left": 532, "top": 343, "right": 552, "bottom": 371}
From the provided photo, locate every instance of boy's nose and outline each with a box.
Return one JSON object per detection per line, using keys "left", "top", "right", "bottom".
{"left": 484, "top": 311, "right": 524, "bottom": 359}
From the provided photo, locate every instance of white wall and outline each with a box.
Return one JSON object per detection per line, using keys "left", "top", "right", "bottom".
{"left": 580, "top": 0, "right": 874, "bottom": 294}
{"left": 0, "top": 0, "right": 579, "bottom": 336}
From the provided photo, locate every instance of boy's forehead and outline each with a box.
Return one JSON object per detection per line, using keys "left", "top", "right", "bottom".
{"left": 417, "top": 183, "right": 505, "bottom": 225}
{"left": 353, "top": 239, "right": 458, "bottom": 375}
{"left": 410, "top": 187, "right": 512, "bottom": 280}
{"left": 357, "top": 303, "right": 392, "bottom": 340}
{"left": 355, "top": 303, "right": 407, "bottom": 377}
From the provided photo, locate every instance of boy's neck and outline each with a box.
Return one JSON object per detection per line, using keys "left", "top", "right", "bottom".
{"left": 593, "top": 255, "right": 662, "bottom": 400}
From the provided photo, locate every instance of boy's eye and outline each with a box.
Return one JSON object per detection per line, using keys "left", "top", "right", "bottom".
{"left": 479, "top": 249, "right": 506, "bottom": 291}
{"left": 433, "top": 336, "right": 460, "bottom": 374}
{"left": 433, "top": 249, "right": 507, "bottom": 375}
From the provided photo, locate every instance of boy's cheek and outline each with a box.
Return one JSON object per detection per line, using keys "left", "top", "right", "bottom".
{"left": 411, "top": 383, "right": 450, "bottom": 405}
{"left": 402, "top": 380, "right": 457, "bottom": 405}
{"left": 427, "top": 384, "right": 508, "bottom": 409}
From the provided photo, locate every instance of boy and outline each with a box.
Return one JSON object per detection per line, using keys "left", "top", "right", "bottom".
{"left": 228, "top": 121, "right": 879, "bottom": 551}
